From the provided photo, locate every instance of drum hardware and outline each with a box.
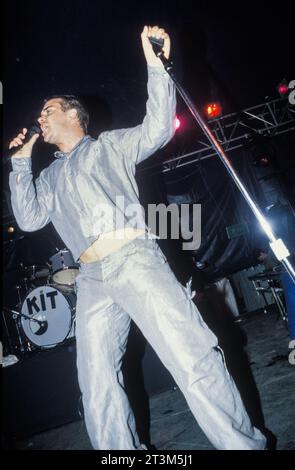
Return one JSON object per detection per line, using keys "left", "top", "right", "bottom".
{"left": 23, "top": 265, "right": 51, "bottom": 281}
{"left": 3, "top": 251, "right": 78, "bottom": 356}
{"left": 3, "top": 305, "right": 52, "bottom": 354}
{"left": 267, "top": 283, "right": 287, "bottom": 323}
{"left": 16, "top": 283, "right": 25, "bottom": 304}
{"left": 248, "top": 270, "right": 287, "bottom": 323}
{"left": 21, "top": 265, "right": 51, "bottom": 290}
{"left": 2, "top": 309, "right": 15, "bottom": 356}
{"left": 7, "top": 262, "right": 50, "bottom": 281}
{"left": 49, "top": 249, "right": 79, "bottom": 287}
{"left": 2, "top": 307, "right": 28, "bottom": 355}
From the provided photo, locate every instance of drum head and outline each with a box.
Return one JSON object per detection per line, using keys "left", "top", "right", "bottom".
{"left": 52, "top": 268, "right": 78, "bottom": 285}
{"left": 49, "top": 250, "right": 79, "bottom": 285}
{"left": 21, "top": 285, "right": 74, "bottom": 348}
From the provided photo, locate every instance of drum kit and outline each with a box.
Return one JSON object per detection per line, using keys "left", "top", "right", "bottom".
{"left": 2, "top": 249, "right": 79, "bottom": 360}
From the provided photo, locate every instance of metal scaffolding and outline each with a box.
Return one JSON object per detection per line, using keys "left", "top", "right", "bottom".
{"left": 141, "top": 97, "right": 295, "bottom": 174}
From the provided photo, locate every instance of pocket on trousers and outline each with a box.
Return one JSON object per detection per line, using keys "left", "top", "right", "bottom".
{"left": 214, "top": 345, "right": 231, "bottom": 379}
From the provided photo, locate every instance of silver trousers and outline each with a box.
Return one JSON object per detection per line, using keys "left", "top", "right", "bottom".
{"left": 75, "top": 236, "right": 266, "bottom": 450}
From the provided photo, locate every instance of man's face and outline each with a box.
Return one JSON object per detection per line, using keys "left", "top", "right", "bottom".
{"left": 38, "top": 98, "right": 69, "bottom": 144}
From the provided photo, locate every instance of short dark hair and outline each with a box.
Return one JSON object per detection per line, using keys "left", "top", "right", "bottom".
{"left": 44, "top": 95, "right": 89, "bottom": 133}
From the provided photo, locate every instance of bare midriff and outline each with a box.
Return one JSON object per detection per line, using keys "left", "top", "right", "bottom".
{"left": 79, "top": 228, "right": 146, "bottom": 263}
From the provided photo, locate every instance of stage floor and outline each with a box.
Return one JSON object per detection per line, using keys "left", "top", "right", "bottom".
{"left": 3, "top": 307, "right": 295, "bottom": 451}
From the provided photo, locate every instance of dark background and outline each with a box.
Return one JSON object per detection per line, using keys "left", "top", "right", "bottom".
{"left": 3, "top": 0, "right": 294, "bottom": 134}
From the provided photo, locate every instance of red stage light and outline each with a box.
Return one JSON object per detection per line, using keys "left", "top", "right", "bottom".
{"left": 277, "top": 81, "right": 289, "bottom": 97}
{"left": 205, "top": 102, "right": 222, "bottom": 119}
{"left": 174, "top": 116, "right": 181, "bottom": 130}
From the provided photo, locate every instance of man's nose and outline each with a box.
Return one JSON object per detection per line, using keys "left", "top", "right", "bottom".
{"left": 38, "top": 116, "right": 44, "bottom": 124}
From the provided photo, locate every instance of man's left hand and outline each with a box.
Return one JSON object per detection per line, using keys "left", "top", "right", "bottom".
{"left": 141, "top": 25, "right": 170, "bottom": 68}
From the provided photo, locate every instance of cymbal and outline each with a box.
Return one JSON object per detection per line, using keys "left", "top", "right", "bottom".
{"left": 5, "top": 264, "right": 50, "bottom": 281}
{"left": 5, "top": 263, "right": 26, "bottom": 274}
{"left": 23, "top": 265, "right": 50, "bottom": 279}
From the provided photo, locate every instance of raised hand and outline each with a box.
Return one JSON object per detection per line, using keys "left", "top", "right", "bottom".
{"left": 141, "top": 25, "right": 170, "bottom": 68}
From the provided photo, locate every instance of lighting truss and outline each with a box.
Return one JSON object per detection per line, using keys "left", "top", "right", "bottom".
{"left": 142, "top": 97, "right": 295, "bottom": 174}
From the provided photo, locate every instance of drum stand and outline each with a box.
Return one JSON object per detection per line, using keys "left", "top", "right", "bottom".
{"left": 152, "top": 43, "right": 295, "bottom": 284}
{"left": 2, "top": 309, "right": 15, "bottom": 356}
{"left": 2, "top": 307, "right": 26, "bottom": 355}
{"left": 268, "top": 281, "right": 287, "bottom": 323}
{"left": 2, "top": 307, "right": 46, "bottom": 355}
{"left": 249, "top": 275, "right": 288, "bottom": 323}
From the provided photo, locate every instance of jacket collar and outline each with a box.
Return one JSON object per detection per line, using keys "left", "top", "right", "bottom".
{"left": 54, "top": 135, "right": 92, "bottom": 159}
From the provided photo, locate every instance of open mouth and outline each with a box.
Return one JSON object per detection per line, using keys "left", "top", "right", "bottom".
{"left": 41, "top": 126, "right": 49, "bottom": 136}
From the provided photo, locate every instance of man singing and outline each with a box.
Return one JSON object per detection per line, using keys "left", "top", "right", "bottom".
{"left": 9, "top": 25, "right": 266, "bottom": 450}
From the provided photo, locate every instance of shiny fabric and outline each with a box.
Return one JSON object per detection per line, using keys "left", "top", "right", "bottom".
{"left": 9, "top": 62, "right": 266, "bottom": 451}
{"left": 9, "top": 66, "right": 176, "bottom": 261}
{"left": 76, "top": 235, "right": 266, "bottom": 450}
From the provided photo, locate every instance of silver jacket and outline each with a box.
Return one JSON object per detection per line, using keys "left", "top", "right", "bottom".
{"left": 9, "top": 66, "right": 176, "bottom": 261}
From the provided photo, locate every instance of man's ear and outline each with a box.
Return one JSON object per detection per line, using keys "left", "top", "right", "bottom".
{"left": 67, "top": 108, "right": 78, "bottom": 123}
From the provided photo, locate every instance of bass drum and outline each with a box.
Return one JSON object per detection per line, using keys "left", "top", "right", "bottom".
{"left": 21, "top": 285, "right": 76, "bottom": 349}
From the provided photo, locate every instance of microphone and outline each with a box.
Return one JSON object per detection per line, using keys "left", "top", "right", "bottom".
{"left": 4, "top": 123, "right": 41, "bottom": 164}
{"left": 148, "top": 36, "right": 173, "bottom": 71}
{"left": 148, "top": 37, "right": 164, "bottom": 49}
{"left": 149, "top": 37, "right": 165, "bottom": 57}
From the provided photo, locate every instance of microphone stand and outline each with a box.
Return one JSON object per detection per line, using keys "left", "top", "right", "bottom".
{"left": 153, "top": 45, "right": 295, "bottom": 284}
{"left": 3, "top": 307, "right": 46, "bottom": 325}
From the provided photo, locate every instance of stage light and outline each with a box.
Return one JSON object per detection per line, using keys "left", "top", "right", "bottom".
{"left": 205, "top": 102, "right": 222, "bottom": 119}
{"left": 7, "top": 226, "right": 15, "bottom": 233}
{"left": 174, "top": 116, "right": 181, "bottom": 131}
{"left": 277, "top": 79, "right": 289, "bottom": 98}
